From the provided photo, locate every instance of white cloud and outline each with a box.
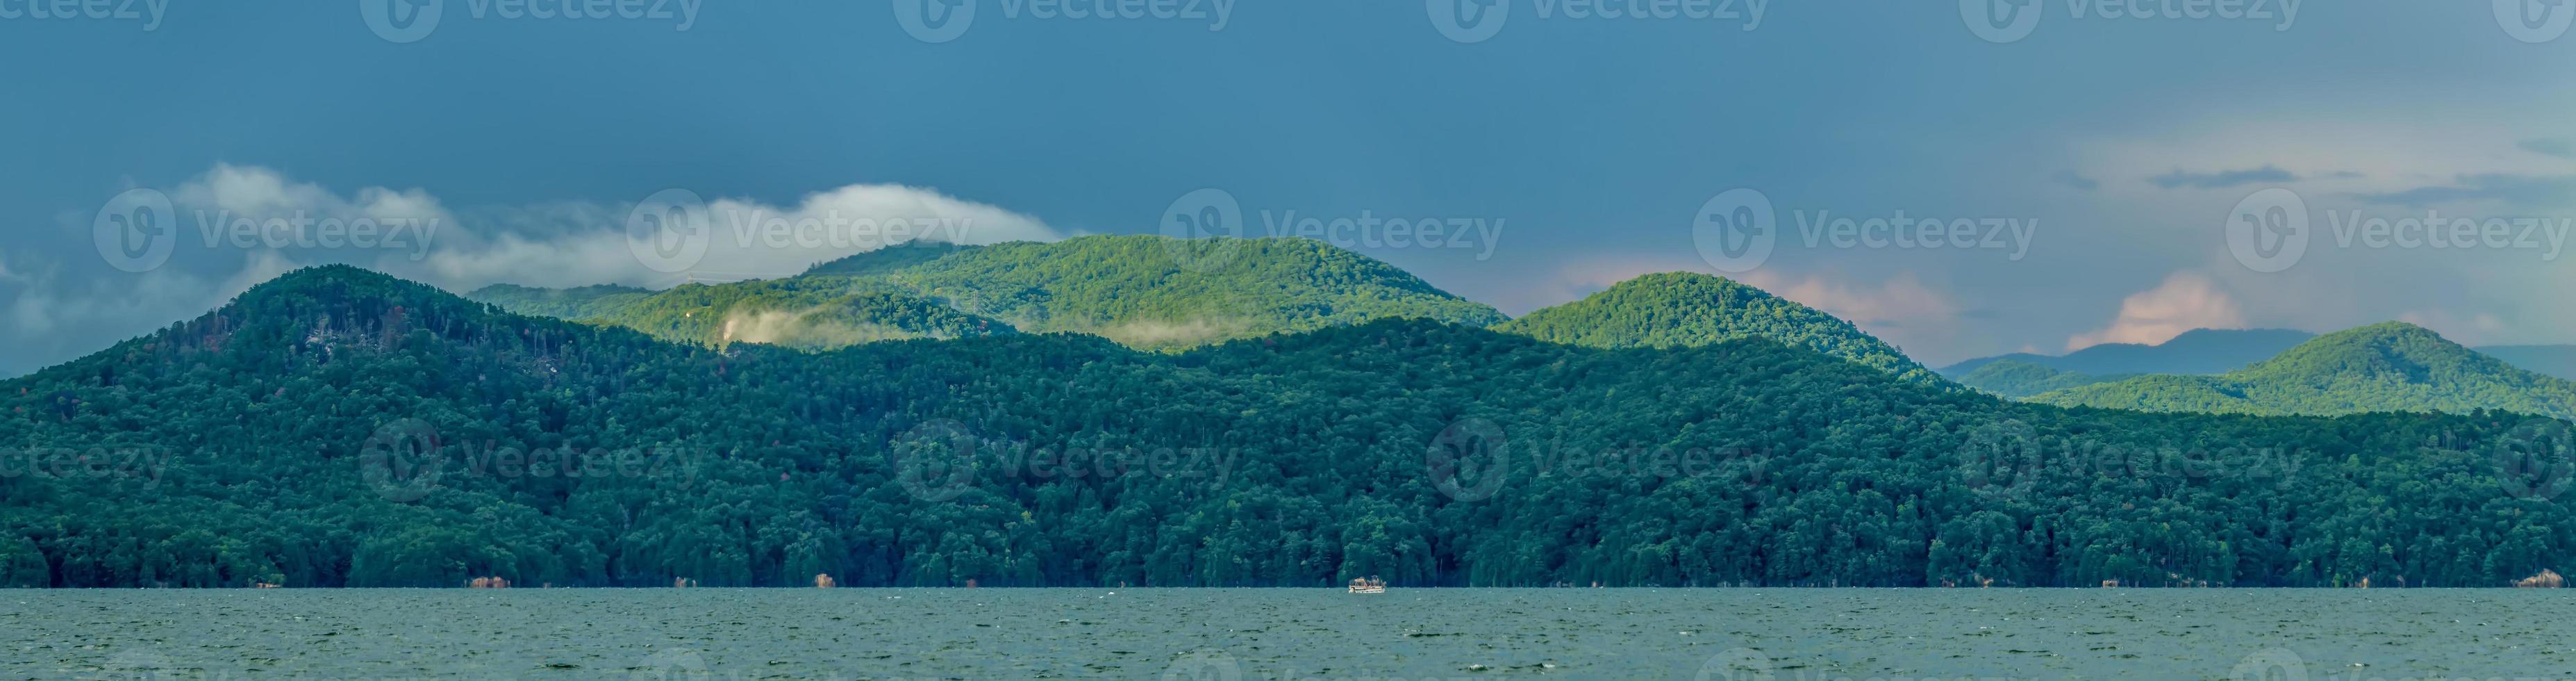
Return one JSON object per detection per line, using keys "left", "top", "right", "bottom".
{"left": 3, "top": 250, "right": 302, "bottom": 375}
{"left": 687, "top": 183, "right": 1061, "bottom": 281}
{"left": 3, "top": 164, "right": 1067, "bottom": 376}
{"left": 2075, "top": 120, "right": 2575, "bottom": 202}
{"left": 155, "top": 164, "right": 1063, "bottom": 291}
{"left": 2066, "top": 272, "right": 2247, "bottom": 351}
{"left": 1738, "top": 270, "right": 1958, "bottom": 330}
{"left": 174, "top": 163, "right": 452, "bottom": 226}
{"left": 1738, "top": 270, "right": 1962, "bottom": 359}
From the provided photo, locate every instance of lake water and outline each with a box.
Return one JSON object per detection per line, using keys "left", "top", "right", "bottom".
{"left": 6, "top": 589, "right": 2573, "bottom": 680}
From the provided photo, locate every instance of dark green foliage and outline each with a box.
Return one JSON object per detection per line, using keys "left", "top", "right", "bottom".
{"left": 6, "top": 268, "right": 2570, "bottom": 589}
{"left": 801, "top": 240, "right": 981, "bottom": 278}
{"left": 474, "top": 277, "right": 1012, "bottom": 350}
{"left": 1955, "top": 359, "right": 2133, "bottom": 398}
{"left": 1496, "top": 272, "right": 1941, "bottom": 385}
{"left": 463, "top": 284, "right": 655, "bottom": 320}
{"left": 484, "top": 236, "right": 1504, "bottom": 352}
{"left": 883, "top": 236, "right": 1508, "bottom": 349}
{"left": 2032, "top": 322, "right": 2576, "bottom": 420}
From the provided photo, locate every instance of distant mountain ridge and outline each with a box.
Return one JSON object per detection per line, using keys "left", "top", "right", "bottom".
{"left": 1952, "top": 359, "right": 2140, "bottom": 399}
{"left": 466, "top": 284, "right": 655, "bottom": 320}
{"left": 471, "top": 235, "right": 1506, "bottom": 352}
{"left": 876, "top": 236, "right": 1507, "bottom": 347}
{"left": 2029, "top": 322, "right": 2576, "bottom": 420}
{"left": 1495, "top": 272, "right": 1941, "bottom": 385}
{"left": 1942, "top": 328, "right": 2316, "bottom": 377}
{"left": 1949, "top": 329, "right": 2576, "bottom": 397}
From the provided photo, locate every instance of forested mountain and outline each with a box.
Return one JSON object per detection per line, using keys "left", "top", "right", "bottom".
{"left": 1941, "top": 329, "right": 2316, "bottom": 378}
{"left": 801, "top": 240, "right": 981, "bottom": 278}
{"left": 878, "top": 236, "right": 1506, "bottom": 348}
{"left": 474, "top": 277, "right": 1012, "bottom": 350}
{"left": 1496, "top": 272, "right": 1941, "bottom": 384}
{"left": 1953, "top": 360, "right": 2137, "bottom": 399}
{"left": 475, "top": 236, "right": 1505, "bottom": 352}
{"left": 2031, "top": 323, "right": 2576, "bottom": 420}
{"left": 463, "top": 284, "right": 656, "bottom": 320}
{"left": 8, "top": 266, "right": 2571, "bottom": 589}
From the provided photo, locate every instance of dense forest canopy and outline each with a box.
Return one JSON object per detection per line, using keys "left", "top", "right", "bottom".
{"left": 1497, "top": 272, "right": 1943, "bottom": 385}
{"left": 472, "top": 235, "right": 1505, "bottom": 352}
{"left": 6, "top": 265, "right": 2574, "bottom": 589}
{"left": 2031, "top": 322, "right": 2576, "bottom": 420}
{"left": 1954, "top": 360, "right": 2134, "bottom": 399}
{"left": 491, "top": 276, "right": 1015, "bottom": 350}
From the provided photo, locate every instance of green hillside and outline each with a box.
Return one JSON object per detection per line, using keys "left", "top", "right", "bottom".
{"left": 2031, "top": 322, "right": 2576, "bottom": 420}
{"left": 1496, "top": 272, "right": 1941, "bottom": 384}
{"left": 465, "top": 284, "right": 655, "bottom": 320}
{"left": 881, "top": 236, "right": 1506, "bottom": 348}
{"left": 474, "top": 277, "right": 1013, "bottom": 350}
{"left": 801, "top": 240, "right": 981, "bottom": 277}
{"left": 1954, "top": 359, "right": 2134, "bottom": 398}
{"left": 4, "top": 266, "right": 2567, "bottom": 590}
{"left": 477, "top": 236, "right": 1505, "bottom": 352}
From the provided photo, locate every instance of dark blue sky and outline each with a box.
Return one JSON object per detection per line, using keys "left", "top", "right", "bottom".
{"left": 3, "top": 1, "right": 2572, "bottom": 375}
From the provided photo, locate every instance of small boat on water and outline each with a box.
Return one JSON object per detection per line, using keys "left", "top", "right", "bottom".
{"left": 1347, "top": 577, "right": 1386, "bottom": 593}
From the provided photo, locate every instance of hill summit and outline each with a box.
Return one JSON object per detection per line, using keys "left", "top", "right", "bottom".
{"left": 1495, "top": 272, "right": 1939, "bottom": 384}
{"left": 2030, "top": 322, "right": 2576, "bottom": 419}
{"left": 472, "top": 235, "right": 1506, "bottom": 352}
